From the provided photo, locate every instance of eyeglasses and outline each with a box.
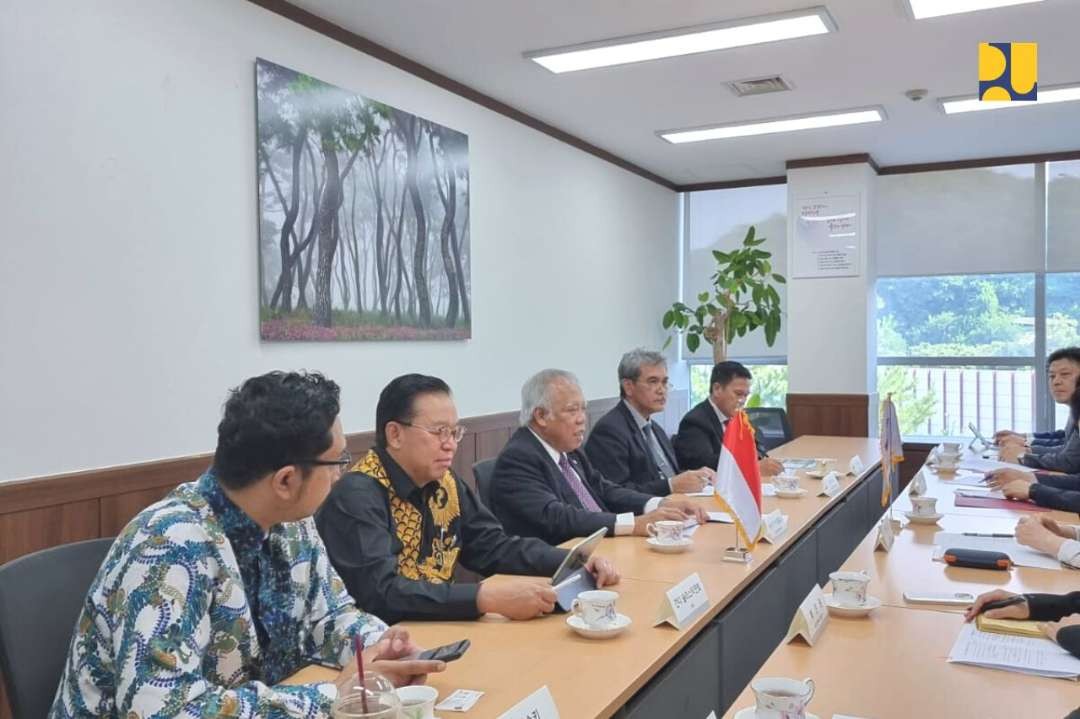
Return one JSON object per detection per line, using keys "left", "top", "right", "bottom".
{"left": 398, "top": 421, "right": 467, "bottom": 443}
{"left": 294, "top": 451, "right": 353, "bottom": 476}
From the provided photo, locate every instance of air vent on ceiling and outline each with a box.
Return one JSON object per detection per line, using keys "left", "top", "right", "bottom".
{"left": 728, "top": 75, "right": 793, "bottom": 97}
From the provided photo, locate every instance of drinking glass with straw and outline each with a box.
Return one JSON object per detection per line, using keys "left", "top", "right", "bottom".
{"left": 331, "top": 635, "right": 401, "bottom": 718}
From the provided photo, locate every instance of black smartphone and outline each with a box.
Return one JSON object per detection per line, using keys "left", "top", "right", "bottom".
{"left": 417, "top": 638, "right": 471, "bottom": 663}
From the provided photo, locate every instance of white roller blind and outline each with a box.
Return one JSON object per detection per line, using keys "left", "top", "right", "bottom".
{"left": 683, "top": 185, "right": 787, "bottom": 359}
{"left": 1048, "top": 160, "right": 1080, "bottom": 272}
{"left": 876, "top": 165, "right": 1042, "bottom": 277}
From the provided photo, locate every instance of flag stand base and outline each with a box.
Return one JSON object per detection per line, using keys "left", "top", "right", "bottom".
{"left": 723, "top": 547, "right": 752, "bottom": 563}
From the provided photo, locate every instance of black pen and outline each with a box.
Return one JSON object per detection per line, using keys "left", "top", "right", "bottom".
{"left": 978, "top": 595, "right": 1026, "bottom": 614}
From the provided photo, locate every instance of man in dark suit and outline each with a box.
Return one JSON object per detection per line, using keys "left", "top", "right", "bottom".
{"left": 674, "top": 361, "right": 784, "bottom": 477}
{"left": 585, "top": 349, "right": 715, "bottom": 496}
{"left": 490, "top": 369, "right": 708, "bottom": 545}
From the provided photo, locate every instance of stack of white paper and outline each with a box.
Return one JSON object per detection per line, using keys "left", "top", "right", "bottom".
{"left": 957, "top": 457, "right": 1035, "bottom": 474}
{"left": 933, "top": 532, "right": 1063, "bottom": 571}
{"left": 948, "top": 624, "right": 1080, "bottom": 679}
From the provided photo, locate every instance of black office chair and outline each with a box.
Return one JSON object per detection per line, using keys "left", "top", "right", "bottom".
{"left": 0, "top": 537, "right": 115, "bottom": 719}
{"left": 745, "top": 407, "right": 793, "bottom": 451}
{"left": 472, "top": 459, "right": 496, "bottom": 508}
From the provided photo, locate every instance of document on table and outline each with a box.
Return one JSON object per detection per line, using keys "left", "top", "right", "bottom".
{"left": 948, "top": 623, "right": 1080, "bottom": 679}
{"left": 953, "top": 487, "right": 1005, "bottom": 499}
{"left": 932, "top": 532, "right": 1063, "bottom": 571}
{"left": 761, "top": 483, "right": 777, "bottom": 497}
{"left": 686, "top": 486, "right": 715, "bottom": 497}
{"left": 945, "top": 470, "right": 992, "bottom": 487}
{"left": 783, "top": 458, "right": 817, "bottom": 470}
{"left": 707, "top": 511, "right": 732, "bottom": 523}
{"left": 957, "top": 457, "right": 1035, "bottom": 474}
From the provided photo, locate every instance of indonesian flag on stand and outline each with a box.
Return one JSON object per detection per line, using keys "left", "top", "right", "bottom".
{"left": 880, "top": 395, "right": 904, "bottom": 507}
{"left": 713, "top": 411, "right": 763, "bottom": 547}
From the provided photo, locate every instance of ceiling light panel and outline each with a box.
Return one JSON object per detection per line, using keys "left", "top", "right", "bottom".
{"left": 526, "top": 7, "right": 836, "bottom": 74}
{"left": 907, "top": 0, "right": 1045, "bottom": 20}
{"left": 940, "top": 84, "right": 1080, "bottom": 114}
{"left": 659, "top": 107, "right": 885, "bottom": 144}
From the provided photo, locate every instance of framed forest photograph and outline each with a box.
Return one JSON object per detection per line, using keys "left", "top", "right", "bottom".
{"left": 256, "top": 58, "right": 471, "bottom": 341}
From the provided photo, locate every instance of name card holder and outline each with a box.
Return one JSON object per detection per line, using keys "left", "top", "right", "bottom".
{"left": 759, "top": 510, "right": 789, "bottom": 544}
{"left": 497, "top": 685, "right": 559, "bottom": 719}
{"left": 817, "top": 471, "right": 842, "bottom": 498}
{"left": 908, "top": 471, "right": 927, "bottom": 497}
{"left": 785, "top": 585, "right": 829, "bottom": 646}
{"left": 849, "top": 454, "right": 865, "bottom": 476}
{"left": 654, "top": 572, "right": 709, "bottom": 630}
{"left": 874, "top": 515, "right": 894, "bottom": 552}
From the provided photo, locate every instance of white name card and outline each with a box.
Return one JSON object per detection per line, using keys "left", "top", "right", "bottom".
{"left": 818, "top": 471, "right": 842, "bottom": 498}
{"left": 849, "top": 454, "right": 865, "bottom": 476}
{"left": 759, "top": 510, "right": 789, "bottom": 544}
{"left": 654, "top": 572, "right": 709, "bottom": 630}
{"left": 785, "top": 584, "right": 829, "bottom": 646}
{"left": 908, "top": 471, "right": 927, "bottom": 496}
{"left": 762, "top": 482, "right": 777, "bottom": 497}
{"left": 874, "top": 515, "right": 894, "bottom": 552}
{"left": 496, "top": 685, "right": 559, "bottom": 719}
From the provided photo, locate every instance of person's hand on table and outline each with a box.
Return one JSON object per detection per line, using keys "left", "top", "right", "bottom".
{"left": 963, "top": 589, "right": 1029, "bottom": 622}
{"left": 997, "top": 443, "right": 1025, "bottom": 463}
{"left": 658, "top": 496, "right": 710, "bottom": 525}
{"left": 365, "top": 626, "right": 445, "bottom": 687}
{"left": 1015, "top": 515, "right": 1069, "bottom": 555}
{"left": 477, "top": 578, "right": 557, "bottom": 621}
{"left": 1001, "top": 479, "right": 1033, "bottom": 501}
{"left": 670, "top": 467, "right": 715, "bottom": 494}
{"left": 993, "top": 430, "right": 1026, "bottom": 446}
{"left": 585, "top": 555, "right": 620, "bottom": 587}
{"left": 984, "top": 468, "right": 1033, "bottom": 489}
{"left": 1041, "top": 615, "right": 1080, "bottom": 644}
{"left": 758, "top": 457, "right": 784, "bottom": 477}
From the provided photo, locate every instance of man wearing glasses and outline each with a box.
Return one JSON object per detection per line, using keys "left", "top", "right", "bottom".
{"left": 52, "top": 372, "right": 442, "bottom": 719}
{"left": 316, "top": 374, "right": 620, "bottom": 624}
{"left": 586, "top": 349, "right": 716, "bottom": 496}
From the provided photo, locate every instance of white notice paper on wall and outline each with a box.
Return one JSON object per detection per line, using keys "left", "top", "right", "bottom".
{"left": 793, "top": 194, "right": 860, "bottom": 278}
{"left": 496, "top": 686, "right": 560, "bottom": 719}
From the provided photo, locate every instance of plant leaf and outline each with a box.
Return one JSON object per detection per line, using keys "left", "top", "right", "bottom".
{"left": 687, "top": 333, "right": 700, "bottom": 353}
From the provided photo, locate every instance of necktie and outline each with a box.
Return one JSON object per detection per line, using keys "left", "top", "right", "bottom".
{"left": 642, "top": 423, "right": 676, "bottom": 480}
{"left": 558, "top": 454, "right": 602, "bottom": 512}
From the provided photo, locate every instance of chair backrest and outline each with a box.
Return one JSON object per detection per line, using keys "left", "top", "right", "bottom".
{"left": 745, "top": 407, "right": 793, "bottom": 451}
{"left": 0, "top": 537, "right": 115, "bottom": 718}
{"left": 472, "top": 458, "right": 496, "bottom": 508}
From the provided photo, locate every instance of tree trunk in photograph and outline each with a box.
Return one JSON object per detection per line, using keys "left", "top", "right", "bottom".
{"left": 708, "top": 312, "right": 728, "bottom": 363}
{"left": 313, "top": 139, "right": 342, "bottom": 328}
{"left": 406, "top": 140, "right": 432, "bottom": 327}
{"left": 438, "top": 162, "right": 459, "bottom": 328}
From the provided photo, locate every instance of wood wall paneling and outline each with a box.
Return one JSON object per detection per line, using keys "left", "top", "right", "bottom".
{"left": 0, "top": 499, "right": 100, "bottom": 565}
{"left": 99, "top": 486, "right": 175, "bottom": 537}
{"left": 785, "top": 394, "right": 869, "bottom": 438}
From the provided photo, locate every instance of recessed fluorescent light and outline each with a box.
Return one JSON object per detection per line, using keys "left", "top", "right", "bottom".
{"left": 907, "top": 0, "right": 1045, "bottom": 19}
{"left": 659, "top": 107, "right": 885, "bottom": 144}
{"left": 526, "top": 7, "right": 835, "bottom": 74}
{"left": 940, "top": 84, "right": 1080, "bottom": 114}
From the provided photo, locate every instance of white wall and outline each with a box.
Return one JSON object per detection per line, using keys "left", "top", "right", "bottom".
{"left": 0, "top": 0, "right": 678, "bottom": 481}
{"left": 785, "top": 163, "right": 877, "bottom": 424}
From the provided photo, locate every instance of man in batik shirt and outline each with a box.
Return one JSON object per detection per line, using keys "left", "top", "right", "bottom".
{"left": 51, "top": 372, "right": 444, "bottom": 718}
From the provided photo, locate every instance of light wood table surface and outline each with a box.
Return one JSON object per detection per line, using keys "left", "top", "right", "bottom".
{"left": 726, "top": 443, "right": 1080, "bottom": 718}
{"left": 722, "top": 605, "right": 1080, "bottom": 719}
{"left": 396, "top": 436, "right": 883, "bottom": 718}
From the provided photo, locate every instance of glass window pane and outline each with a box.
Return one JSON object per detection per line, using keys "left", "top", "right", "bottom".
{"left": 877, "top": 365, "right": 1036, "bottom": 437}
{"left": 876, "top": 274, "right": 1035, "bottom": 357}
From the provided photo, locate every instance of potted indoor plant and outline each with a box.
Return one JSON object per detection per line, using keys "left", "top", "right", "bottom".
{"left": 662, "top": 225, "right": 785, "bottom": 362}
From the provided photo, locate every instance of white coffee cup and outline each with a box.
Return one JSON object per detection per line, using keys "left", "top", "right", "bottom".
{"left": 911, "top": 495, "right": 938, "bottom": 516}
{"left": 941, "top": 442, "right": 962, "bottom": 455}
{"left": 937, "top": 453, "right": 959, "bottom": 471}
{"left": 751, "top": 676, "right": 815, "bottom": 719}
{"left": 571, "top": 589, "right": 619, "bottom": 629}
{"left": 647, "top": 519, "right": 685, "bottom": 544}
{"left": 396, "top": 686, "right": 438, "bottom": 719}
{"left": 814, "top": 458, "right": 834, "bottom": 473}
{"left": 776, "top": 474, "right": 800, "bottom": 492}
{"left": 829, "top": 569, "right": 870, "bottom": 606}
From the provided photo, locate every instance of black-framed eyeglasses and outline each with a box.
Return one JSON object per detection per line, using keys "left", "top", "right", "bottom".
{"left": 294, "top": 451, "right": 353, "bottom": 474}
{"left": 398, "top": 421, "right": 467, "bottom": 443}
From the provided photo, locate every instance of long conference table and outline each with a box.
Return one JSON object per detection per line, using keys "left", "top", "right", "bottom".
{"left": 397, "top": 436, "right": 1080, "bottom": 718}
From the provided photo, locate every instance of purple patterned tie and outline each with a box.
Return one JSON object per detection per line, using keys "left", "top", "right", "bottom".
{"left": 558, "top": 454, "right": 602, "bottom": 512}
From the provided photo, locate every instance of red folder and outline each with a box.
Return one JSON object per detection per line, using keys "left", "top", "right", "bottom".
{"left": 953, "top": 495, "right": 1051, "bottom": 512}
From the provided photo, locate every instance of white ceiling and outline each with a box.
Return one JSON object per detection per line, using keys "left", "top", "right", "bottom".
{"left": 287, "top": 0, "right": 1080, "bottom": 186}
